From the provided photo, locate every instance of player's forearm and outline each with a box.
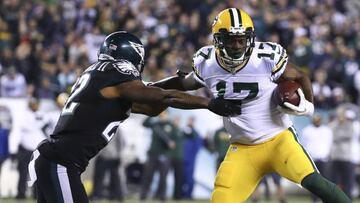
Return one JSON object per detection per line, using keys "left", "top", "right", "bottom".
{"left": 295, "top": 74, "right": 314, "bottom": 103}
{"left": 134, "top": 86, "right": 209, "bottom": 109}
{"left": 151, "top": 72, "right": 203, "bottom": 91}
{"left": 153, "top": 126, "right": 172, "bottom": 143}
{"left": 132, "top": 103, "right": 167, "bottom": 117}
{"left": 162, "top": 90, "right": 210, "bottom": 109}
{"left": 134, "top": 87, "right": 240, "bottom": 117}
{"left": 150, "top": 76, "right": 188, "bottom": 90}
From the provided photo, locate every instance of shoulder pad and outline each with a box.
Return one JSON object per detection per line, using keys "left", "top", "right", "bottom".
{"left": 255, "top": 42, "right": 288, "bottom": 77}
{"left": 193, "top": 46, "right": 214, "bottom": 64}
{"left": 112, "top": 60, "right": 140, "bottom": 77}
{"left": 192, "top": 46, "right": 214, "bottom": 82}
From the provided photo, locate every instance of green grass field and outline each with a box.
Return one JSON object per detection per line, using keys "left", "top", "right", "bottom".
{"left": 1, "top": 197, "right": 360, "bottom": 203}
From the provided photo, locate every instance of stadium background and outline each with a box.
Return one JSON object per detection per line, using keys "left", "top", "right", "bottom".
{"left": 0, "top": 0, "right": 360, "bottom": 202}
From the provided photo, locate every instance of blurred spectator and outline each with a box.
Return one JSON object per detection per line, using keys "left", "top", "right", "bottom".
{"left": 312, "top": 68, "right": 332, "bottom": 109}
{"left": 353, "top": 69, "right": 360, "bottom": 105}
{"left": 329, "top": 86, "right": 346, "bottom": 108}
{"left": 84, "top": 27, "right": 106, "bottom": 63}
{"left": 14, "top": 39, "right": 42, "bottom": 87}
{"left": 210, "top": 126, "right": 230, "bottom": 170}
{"left": 36, "top": 65, "right": 61, "bottom": 99}
{"left": 0, "top": 17, "right": 12, "bottom": 52}
{"left": 0, "top": 66, "right": 27, "bottom": 97}
{"left": 67, "top": 34, "right": 88, "bottom": 65}
{"left": 169, "top": 116, "right": 184, "bottom": 200}
{"left": 0, "top": 48, "right": 15, "bottom": 74}
{"left": 301, "top": 114, "right": 333, "bottom": 203}
{"left": 340, "top": 47, "right": 359, "bottom": 103}
{"left": 291, "top": 32, "right": 313, "bottom": 72}
{"left": 329, "top": 107, "right": 359, "bottom": 199}
{"left": 182, "top": 116, "right": 202, "bottom": 199}
{"left": 140, "top": 111, "right": 176, "bottom": 202}
{"left": 44, "top": 92, "right": 68, "bottom": 136}
{"left": 91, "top": 129, "right": 125, "bottom": 201}
{"left": 56, "top": 61, "right": 75, "bottom": 91}
{"left": 0, "top": 105, "right": 11, "bottom": 174}
{"left": 13, "top": 98, "right": 47, "bottom": 199}
{"left": 125, "top": 158, "right": 144, "bottom": 199}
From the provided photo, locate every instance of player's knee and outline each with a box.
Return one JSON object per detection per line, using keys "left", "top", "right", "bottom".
{"left": 212, "top": 186, "right": 238, "bottom": 203}
{"left": 212, "top": 183, "right": 251, "bottom": 203}
{"left": 215, "top": 161, "right": 233, "bottom": 185}
{"left": 211, "top": 173, "right": 233, "bottom": 203}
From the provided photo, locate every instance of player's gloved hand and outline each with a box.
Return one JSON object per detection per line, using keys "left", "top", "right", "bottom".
{"left": 277, "top": 105, "right": 297, "bottom": 115}
{"left": 281, "top": 88, "right": 314, "bottom": 116}
{"left": 208, "top": 98, "right": 241, "bottom": 117}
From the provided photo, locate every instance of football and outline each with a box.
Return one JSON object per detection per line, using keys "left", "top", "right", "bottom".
{"left": 273, "top": 80, "right": 301, "bottom": 107}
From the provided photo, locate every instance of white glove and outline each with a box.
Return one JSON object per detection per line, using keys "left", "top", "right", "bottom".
{"left": 280, "top": 88, "right": 314, "bottom": 116}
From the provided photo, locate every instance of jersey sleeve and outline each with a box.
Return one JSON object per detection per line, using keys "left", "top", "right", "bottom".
{"left": 268, "top": 43, "right": 289, "bottom": 81}
{"left": 191, "top": 47, "right": 211, "bottom": 86}
{"left": 104, "top": 60, "right": 141, "bottom": 86}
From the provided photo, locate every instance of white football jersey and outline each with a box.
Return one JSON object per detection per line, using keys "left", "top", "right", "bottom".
{"left": 192, "top": 42, "right": 293, "bottom": 144}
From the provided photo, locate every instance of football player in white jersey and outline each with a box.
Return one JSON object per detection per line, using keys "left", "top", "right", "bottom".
{"left": 151, "top": 8, "right": 350, "bottom": 203}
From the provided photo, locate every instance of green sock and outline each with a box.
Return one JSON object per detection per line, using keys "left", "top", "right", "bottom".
{"left": 301, "top": 172, "right": 352, "bottom": 203}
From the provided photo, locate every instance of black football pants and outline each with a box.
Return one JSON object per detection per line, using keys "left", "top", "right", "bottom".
{"left": 29, "top": 151, "right": 88, "bottom": 203}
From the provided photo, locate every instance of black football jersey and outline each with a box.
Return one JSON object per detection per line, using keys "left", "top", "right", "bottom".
{"left": 38, "top": 60, "right": 141, "bottom": 171}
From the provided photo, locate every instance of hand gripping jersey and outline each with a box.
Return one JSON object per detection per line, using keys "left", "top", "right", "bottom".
{"left": 38, "top": 60, "right": 141, "bottom": 171}
{"left": 192, "top": 42, "right": 292, "bottom": 145}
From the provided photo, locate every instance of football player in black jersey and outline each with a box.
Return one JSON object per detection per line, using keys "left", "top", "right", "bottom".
{"left": 27, "top": 31, "right": 241, "bottom": 203}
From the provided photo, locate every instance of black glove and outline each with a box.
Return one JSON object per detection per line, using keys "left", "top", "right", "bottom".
{"left": 208, "top": 98, "right": 241, "bottom": 117}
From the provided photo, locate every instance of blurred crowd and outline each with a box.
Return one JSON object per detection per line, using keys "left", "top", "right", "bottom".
{"left": 0, "top": 0, "right": 360, "bottom": 108}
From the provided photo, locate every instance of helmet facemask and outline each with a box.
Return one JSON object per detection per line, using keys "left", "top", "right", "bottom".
{"left": 214, "top": 28, "right": 255, "bottom": 73}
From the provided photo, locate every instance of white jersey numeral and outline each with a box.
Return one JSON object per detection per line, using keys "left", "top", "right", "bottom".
{"left": 216, "top": 81, "right": 259, "bottom": 100}
{"left": 102, "top": 121, "right": 120, "bottom": 142}
{"left": 62, "top": 73, "right": 91, "bottom": 115}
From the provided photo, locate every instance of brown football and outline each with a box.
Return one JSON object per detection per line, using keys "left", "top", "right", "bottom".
{"left": 273, "top": 80, "right": 301, "bottom": 107}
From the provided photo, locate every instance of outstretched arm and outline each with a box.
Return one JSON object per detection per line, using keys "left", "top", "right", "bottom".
{"left": 135, "top": 70, "right": 205, "bottom": 115}
{"left": 117, "top": 80, "right": 209, "bottom": 109}
{"left": 100, "top": 80, "right": 240, "bottom": 117}
{"left": 150, "top": 71, "right": 205, "bottom": 91}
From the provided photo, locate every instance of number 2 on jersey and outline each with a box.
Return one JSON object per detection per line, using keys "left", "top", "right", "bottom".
{"left": 62, "top": 73, "right": 91, "bottom": 115}
{"left": 102, "top": 121, "right": 119, "bottom": 142}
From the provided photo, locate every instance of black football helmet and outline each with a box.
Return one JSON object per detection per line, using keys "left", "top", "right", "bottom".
{"left": 98, "top": 31, "right": 145, "bottom": 73}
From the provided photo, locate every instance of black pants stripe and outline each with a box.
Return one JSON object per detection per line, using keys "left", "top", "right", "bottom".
{"left": 29, "top": 152, "right": 88, "bottom": 203}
